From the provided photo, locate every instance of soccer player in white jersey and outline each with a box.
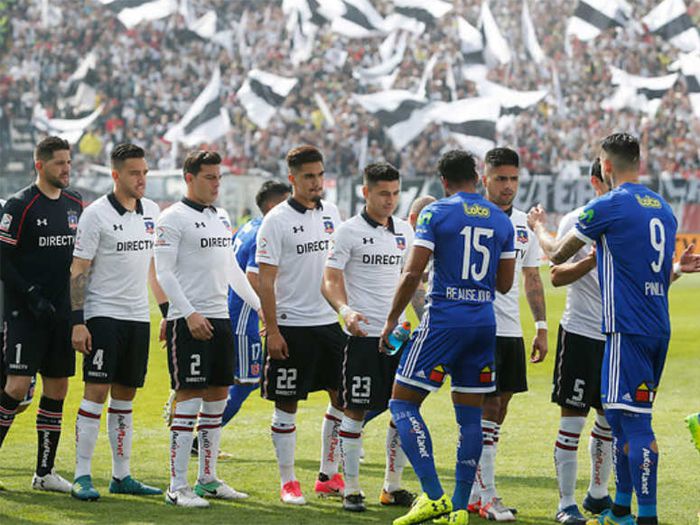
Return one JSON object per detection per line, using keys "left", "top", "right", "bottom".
{"left": 321, "top": 163, "right": 415, "bottom": 512}
{"left": 545, "top": 159, "right": 613, "bottom": 524}
{"left": 256, "top": 145, "right": 345, "bottom": 504}
{"left": 470, "top": 147, "right": 548, "bottom": 522}
{"left": 69, "top": 143, "right": 163, "bottom": 500}
{"left": 154, "top": 151, "right": 261, "bottom": 508}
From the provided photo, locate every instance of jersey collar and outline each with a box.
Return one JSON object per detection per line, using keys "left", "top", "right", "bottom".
{"left": 108, "top": 192, "right": 143, "bottom": 215}
{"left": 181, "top": 197, "right": 216, "bottom": 213}
{"left": 287, "top": 196, "right": 323, "bottom": 214}
{"left": 361, "top": 207, "right": 396, "bottom": 234}
{"left": 504, "top": 206, "right": 513, "bottom": 217}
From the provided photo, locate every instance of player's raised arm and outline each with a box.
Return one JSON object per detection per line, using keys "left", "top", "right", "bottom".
{"left": 528, "top": 206, "right": 587, "bottom": 265}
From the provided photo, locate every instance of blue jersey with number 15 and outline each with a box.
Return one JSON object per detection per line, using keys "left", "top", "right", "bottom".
{"left": 414, "top": 192, "right": 515, "bottom": 329}
{"left": 574, "top": 182, "right": 677, "bottom": 337}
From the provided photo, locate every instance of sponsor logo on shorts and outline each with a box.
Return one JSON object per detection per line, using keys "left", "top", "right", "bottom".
{"left": 479, "top": 365, "right": 495, "bottom": 384}
{"left": 429, "top": 365, "right": 445, "bottom": 383}
{"left": 634, "top": 382, "right": 656, "bottom": 404}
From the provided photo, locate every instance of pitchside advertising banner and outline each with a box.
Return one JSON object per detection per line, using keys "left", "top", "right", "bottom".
{"left": 337, "top": 174, "right": 700, "bottom": 233}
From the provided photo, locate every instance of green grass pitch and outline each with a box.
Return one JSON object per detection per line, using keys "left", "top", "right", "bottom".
{"left": 1, "top": 273, "right": 698, "bottom": 524}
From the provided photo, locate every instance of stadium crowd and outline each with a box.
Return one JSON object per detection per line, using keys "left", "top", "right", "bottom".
{"left": 1, "top": 0, "right": 699, "bottom": 179}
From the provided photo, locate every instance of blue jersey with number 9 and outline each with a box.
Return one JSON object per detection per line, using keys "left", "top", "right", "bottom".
{"left": 574, "top": 182, "right": 677, "bottom": 337}
{"left": 414, "top": 192, "right": 515, "bottom": 329}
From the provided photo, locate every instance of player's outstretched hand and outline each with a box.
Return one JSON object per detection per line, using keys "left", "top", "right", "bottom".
{"left": 267, "top": 331, "right": 289, "bottom": 360}
{"left": 527, "top": 204, "right": 547, "bottom": 231}
{"left": 530, "top": 330, "right": 548, "bottom": 363}
{"left": 379, "top": 318, "right": 398, "bottom": 354}
{"left": 343, "top": 309, "right": 369, "bottom": 337}
{"left": 72, "top": 324, "right": 92, "bottom": 355}
{"left": 679, "top": 243, "right": 700, "bottom": 273}
{"left": 186, "top": 312, "right": 214, "bottom": 341}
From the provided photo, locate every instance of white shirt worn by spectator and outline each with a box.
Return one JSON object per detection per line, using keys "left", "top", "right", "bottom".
{"left": 155, "top": 198, "right": 260, "bottom": 321}
{"left": 256, "top": 197, "right": 341, "bottom": 327}
{"left": 326, "top": 210, "right": 414, "bottom": 337}
{"left": 494, "top": 207, "right": 542, "bottom": 337}
{"left": 555, "top": 207, "right": 605, "bottom": 341}
{"left": 73, "top": 193, "right": 159, "bottom": 322}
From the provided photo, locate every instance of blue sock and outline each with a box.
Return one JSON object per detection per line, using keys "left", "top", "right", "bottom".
{"left": 605, "top": 408, "right": 634, "bottom": 513}
{"left": 453, "top": 404, "right": 482, "bottom": 511}
{"left": 363, "top": 409, "right": 385, "bottom": 427}
{"left": 221, "top": 383, "right": 258, "bottom": 427}
{"left": 389, "top": 399, "right": 443, "bottom": 500}
{"left": 620, "top": 411, "right": 657, "bottom": 519}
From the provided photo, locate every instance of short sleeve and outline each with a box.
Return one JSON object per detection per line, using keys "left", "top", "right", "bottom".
{"left": 325, "top": 225, "right": 352, "bottom": 270}
{"left": 414, "top": 206, "right": 437, "bottom": 252}
{"left": 500, "top": 217, "right": 516, "bottom": 259}
{"left": 154, "top": 210, "right": 182, "bottom": 254}
{"left": 574, "top": 195, "right": 615, "bottom": 244}
{"left": 256, "top": 215, "right": 281, "bottom": 266}
{"left": 522, "top": 225, "right": 541, "bottom": 267}
{"left": 73, "top": 206, "right": 101, "bottom": 260}
{"left": 0, "top": 197, "right": 25, "bottom": 247}
{"left": 245, "top": 238, "right": 259, "bottom": 274}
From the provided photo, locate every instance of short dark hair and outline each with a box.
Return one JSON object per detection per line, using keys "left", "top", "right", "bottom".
{"left": 111, "top": 143, "right": 145, "bottom": 169}
{"left": 438, "top": 149, "right": 478, "bottom": 185}
{"left": 363, "top": 162, "right": 400, "bottom": 187}
{"left": 601, "top": 133, "right": 640, "bottom": 171}
{"left": 589, "top": 157, "right": 602, "bottom": 180}
{"left": 484, "top": 147, "right": 519, "bottom": 168}
{"left": 35, "top": 136, "right": 70, "bottom": 162}
{"left": 183, "top": 150, "right": 221, "bottom": 179}
{"left": 286, "top": 145, "right": 323, "bottom": 170}
{"left": 255, "top": 180, "right": 292, "bottom": 213}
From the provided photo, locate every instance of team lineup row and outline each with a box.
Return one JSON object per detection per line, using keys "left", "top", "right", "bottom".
{"left": 0, "top": 136, "right": 699, "bottom": 525}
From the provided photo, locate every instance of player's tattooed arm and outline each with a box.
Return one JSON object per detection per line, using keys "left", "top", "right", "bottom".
{"left": 70, "top": 257, "right": 93, "bottom": 354}
{"left": 528, "top": 205, "right": 586, "bottom": 264}
{"left": 410, "top": 280, "right": 427, "bottom": 320}
{"left": 523, "top": 267, "right": 546, "bottom": 322}
{"left": 550, "top": 245, "right": 596, "bottom": 287}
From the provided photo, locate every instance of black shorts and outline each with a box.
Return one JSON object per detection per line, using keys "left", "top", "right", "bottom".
{"left": 83, "top": 317, "right": 150, "bottom": 388}
{"left": 262, "top": 323, "right": 345, "bottom": 401}
{"left": 340, "top": 336, "right": 401, "bottom": 411}
{"left": 166, "top": 318, "right": 235, "bottom": 390}
{"left": 487, "top": 336, "right": 528, "bottom": 396}
{"left": 551, "top": 325, "right": 605, "bottom": 411}
{"left": 2, "top": 309, "right": 74, "bottom": 378}
{"left": 0, "top": 348, "right": 36, "bottom": 406}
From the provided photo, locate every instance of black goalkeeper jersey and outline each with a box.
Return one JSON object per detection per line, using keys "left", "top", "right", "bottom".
{"left": 0, "top": 184, "right": 83, "bottom": 318}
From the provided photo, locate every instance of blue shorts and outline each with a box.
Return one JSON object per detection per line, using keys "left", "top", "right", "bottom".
{"left": 395, "top": 324, "right": 496, "bottom": 394}
{"left": 234, "top": 332, "right": 263, "bottom": 383}
{"left": 601, "top": 332, "right": 669, "bottom": 414}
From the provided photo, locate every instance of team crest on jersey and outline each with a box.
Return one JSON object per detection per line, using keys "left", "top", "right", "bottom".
{"left": 634, "top": 382, "right": 656, "bottom": 404}
{"left": 479, "top": 365, "right": 495, "bottom": 384}
{"left": 67, "top": 210, "right": 79, "bottom": 230}
{"left": 463, "top": 203, "right": 490, "bottom": 218}
{"left": 0, "top": 213, "right": 12, "bottom": 232}
{"left": 323, "top": 217, "right": 334, "bottom": 234}
{"left": 395, "top": 235, "right": 406, "bottom": 250}
{"left": 516, "top": 227, "right": 529, "bottom": 244}
{"left": 220, "top": 216, "right": 233, "bottom": 233}
{"left": 143, "top": 218, "right": 155, "bottom": 234}
{"left": 429, "top": 365, "right": 446, "bottom": 383}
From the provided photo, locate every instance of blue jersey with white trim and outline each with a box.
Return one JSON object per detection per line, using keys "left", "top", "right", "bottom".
{"left": 228, "top": 217, "right": 261, "bottom": 335}
{"left": 414, "top": 192, "right": 515, "bottom": 329}
{"left": 574, "top": 183, "right": 677, "bottom": 337}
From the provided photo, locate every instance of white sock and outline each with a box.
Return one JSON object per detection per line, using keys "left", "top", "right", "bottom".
{"left": 320, "top": 404, "right": 342, "bottom": 477}
{"left": 339, "top": 416, "right": 363, "bottom": 495}
{"left": 75, "top": 399, "right": 103, "bottom": 479}
{"left": 169, "top": 397, "right": 200, "bottom": 491}
{"left": 469, "top": 464, "right": 483, "bottom": 505}
{"left": 588, "top": 413, "right": 613, "bottom": 499}
{"left": 479, "top": 419, "right": 498, "bottom": 502}
{"left": 197, "top": 399, "right": 226, "bottom": 484}
{"left": 384, "top": 420, "right": 407, "bottom": 493}
{"left": 271, "top": 408, "right": 297, "bottom": 485}
{"left": 555, "top": 416, "right": 585, "bottom": 510}
{"left": 107, "top": 398, "right": 133, "bottom": 480}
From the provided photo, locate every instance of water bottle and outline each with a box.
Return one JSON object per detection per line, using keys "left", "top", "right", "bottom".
{"left": 385, "top": 321, "right": 411, "bottom": 356}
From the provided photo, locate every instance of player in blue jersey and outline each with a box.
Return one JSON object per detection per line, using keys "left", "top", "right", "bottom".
{"left": 381, "top": 150, "right": 516, "bottom": 525}
{"left": 189, "top": 180, "right": 291, "bottom": 457}
{"left": 528, "top": 133, "right": 700, "bottom": 525}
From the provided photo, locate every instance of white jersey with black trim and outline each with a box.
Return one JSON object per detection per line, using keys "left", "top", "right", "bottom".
{"left": 556, "top": 207, "right": 605, "bottom": 341}
{"left": 326, "top": 210, "right": 414, "bottom": 337}
{"left": 155, "top": 198, "right": 245, "bottom": 320}
{"left": 74, "top": 194, "right": 159, "bottom": 322}
{"left": 494, "top": 207, "right": 541, "bottom": 337}
{"left": 256, "top": 197, "right": 341, "bottom": 326}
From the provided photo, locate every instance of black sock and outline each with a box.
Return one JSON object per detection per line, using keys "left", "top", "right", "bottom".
{"left": 612, "top": 504, "right": 632, "bottom": 517}
{"left": 638, "top": 518, "right": 658, "bottom": 525}
{"left": 318, "top": 472, "right": 329, "bottom": 482}
{"left": 35, "top": 396, "right": 63, "bottom": 476}
{"left": 0, "top": 391, "right": 21, "bottom": 447}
